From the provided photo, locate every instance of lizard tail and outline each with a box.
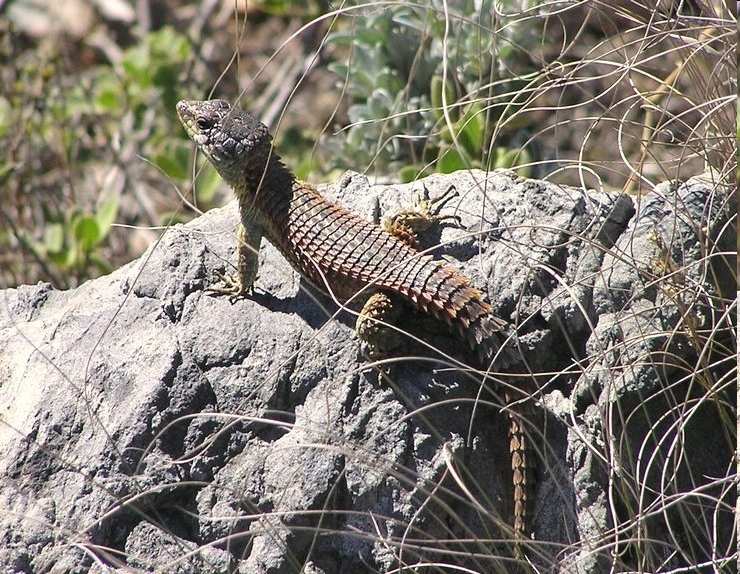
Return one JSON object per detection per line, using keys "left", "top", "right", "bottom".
{"left": 390, "top": 258, "right": 532, "bottom": 558}
{"left": 423, "top": 264, "right": 533, "bottom": 559}
{"left": 389, "top": 259, "right": 532, "bottom": 558}
{"left": 392, "top": 259, "right": 516, "bottom": 367}
{"left": 507, "top": 390, "right": 534, "bottom": 561}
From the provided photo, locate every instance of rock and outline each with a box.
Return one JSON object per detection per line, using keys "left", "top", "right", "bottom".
{"left": 565, "top": 175, "right": 736, "bottom": 573}
{"left": 0, "top": 171, "right": 733, "bottom": 573}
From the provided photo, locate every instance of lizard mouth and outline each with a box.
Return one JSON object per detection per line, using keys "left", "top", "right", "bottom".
{"left": 175, "top": 100, "right": 193, "bottom": 123}
{"left": 176, "top": 100, "right": 210, "bottom": 146}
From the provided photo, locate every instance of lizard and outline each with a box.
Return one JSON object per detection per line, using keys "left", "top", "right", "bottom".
{"left": 176, "top": 98, "right": 535, "bottom": 561}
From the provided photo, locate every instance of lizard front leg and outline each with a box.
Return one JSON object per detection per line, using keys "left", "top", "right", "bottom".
{"left": 207, "top": 214, "right": 263, "bottom": 298}
{"left": 376, "top": 184, "right": 461, "bottom": 249}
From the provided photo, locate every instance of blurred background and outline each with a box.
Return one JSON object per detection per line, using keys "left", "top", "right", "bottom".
{"left": 0, "top": 0, "right": 734, "bottom": 289}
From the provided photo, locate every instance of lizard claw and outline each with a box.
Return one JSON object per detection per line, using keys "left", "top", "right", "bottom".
{"left": 427, "top": 184, "right": 461, "bottom": 220}
{"left": 205, "top": 270, "right": 251, "bottom": 300}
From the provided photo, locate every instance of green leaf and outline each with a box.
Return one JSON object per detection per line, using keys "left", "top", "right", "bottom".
{"left": 95, "top": 197, "right": 119, "bottom": 239}
{"left": 493, "top": 147, "right": 516, "bottom": 169}
{"left": 122, "top": 45, "right": 151, "bottom": 88}
{"left": 0, "top": 97, "right": 11, "bottom": 138}
{"left": 376, "top": 70, "right": 402, "bottom": 93}
{"left": 494, "top": 147, "right": 531, "bottom": 177}
{"left": 96, "top": 88, "right": 120, "bottom": 112}
{"left": 44, "top": 224, "right": 64, "bottom": 254}
{"left": 254, "top": 0, "right": 306, "bottom": 16}
{"left": 514, "top": 147, "right": 532, "bottom": 177}
{"left": 65, "top": 245, "right": 78, "bottom": 268}
{"left": 47, "top": 231, "right": 77, "bottom": 267}
{"left": 195, "top": 163, "right": 221, "bottom": 204}
{"left": 152, "top": 64, "right": 177, "bottom": 92}
{"left": 399, "top": 165, "right": 418, "bottom": 183}
{"left": 430, "top": 75, "right": 457, "bottom": 121}
{"left": 357, "top": 28, "right": 387, "bottom": 45}
{"left": 327, "top": 62, "right": 350, "bottom": 80}
{"left": 293, "top": 153, "right": 319, "bottom": 182}
{"left": 74, "top": 216, "right": 101, "bottom": 253}
{"left": 154, "top": 143, "right": 191, "bottom": 181}
{"left": 438, "top": 123, "right": 455, "bottom": 143}
{"left": 458, "top": 103, "right": 485, "bottom": 156}
{"left": 353, "top": 69, "right": 376, "bottom": 94}
{"left": 94, "top": 73, "right": 123, "bottom": 113}
{"left": 437, "top": 146, "right": 471, "bottom": 174}
{"left": 326, "top": 31, "right": 357, "bottom": 46}
{"left": 47, "top": 249, "right": 71, "bottom": 268}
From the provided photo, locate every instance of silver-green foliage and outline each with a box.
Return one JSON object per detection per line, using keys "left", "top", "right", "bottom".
{"left": 326, "top": 0, "right": 542, "bottom": 180}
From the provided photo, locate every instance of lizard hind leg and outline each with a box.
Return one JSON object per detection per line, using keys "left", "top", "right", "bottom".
{"left": 355, "top": 291, "right": 405, "bottom": 360}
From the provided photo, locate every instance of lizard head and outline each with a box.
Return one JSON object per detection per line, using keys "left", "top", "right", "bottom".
{"left": 176, "top": 99, "right": 272, "bottom": 181}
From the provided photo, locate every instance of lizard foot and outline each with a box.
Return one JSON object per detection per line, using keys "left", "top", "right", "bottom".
{"left": 417, "top": 183, "right": 461, "bottom": 221}
{"left": 381, "top": 184, "right": 463, "bottom": 246}
{"left": 205, "top": 270, "right": 252, "bottom": 301}
{"left": 356, "top": 292, "right": 404, "bottom": 367}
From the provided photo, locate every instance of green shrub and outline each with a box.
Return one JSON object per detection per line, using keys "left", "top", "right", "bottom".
{"left": 325, "top": 1, "right": 541, "bottom": 180}
{"left": 0, "top": 25, "right": 207, "bottom": 287}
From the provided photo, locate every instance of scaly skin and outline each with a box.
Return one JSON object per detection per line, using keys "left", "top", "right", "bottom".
{"left": 176, "top": 99, "right": 532, "bottom": 557}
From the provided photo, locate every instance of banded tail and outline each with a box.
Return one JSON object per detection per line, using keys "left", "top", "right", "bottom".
{"left": 379, "top": 255, "right": 516, "bottom": 368}
{"left": 383, "top": 255, "right": 532, "bottom": 558}
{"left": 506, "top": 389, "right": 535, "bottom": 561}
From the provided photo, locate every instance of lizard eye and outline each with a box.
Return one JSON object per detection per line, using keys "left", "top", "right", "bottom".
{"left": 196, "top": 117, "right": 214, "bottom": 130}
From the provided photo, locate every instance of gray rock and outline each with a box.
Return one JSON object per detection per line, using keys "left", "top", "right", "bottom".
{"left": 565, "top": 175, "right": 736, "bottom": 573}
{"left": 0, "top": 171, "right": 733, "bottom": 573}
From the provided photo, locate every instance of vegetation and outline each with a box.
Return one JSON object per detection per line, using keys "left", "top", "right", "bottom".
{"left": 323, "top": 1, "right": 539, "bottom": 181}
{"left": 0, "top": 21, "right": 225, "bottom": 286}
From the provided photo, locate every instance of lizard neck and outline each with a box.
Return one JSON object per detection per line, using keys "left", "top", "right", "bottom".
{"left": 232, "top": 149, "right": 296, "bottom": 249}
{"left": 234, "top": 149, "right": 295, "bottom": 205}
{"left": 242, "top": 150, "right": 295, "bottom": 202}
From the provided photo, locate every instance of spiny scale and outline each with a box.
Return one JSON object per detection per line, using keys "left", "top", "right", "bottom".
{"left": 271, "top": 184, "right": 510, "bottom": 359}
